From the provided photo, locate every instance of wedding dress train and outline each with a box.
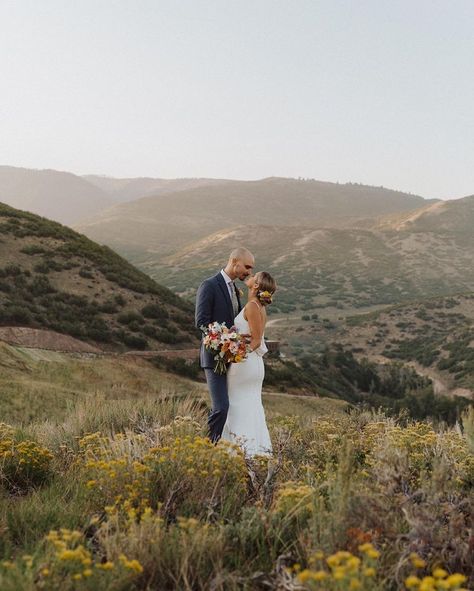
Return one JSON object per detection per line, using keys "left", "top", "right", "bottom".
{"left": 221, "top": 308, "right": 272, "bottom": 456}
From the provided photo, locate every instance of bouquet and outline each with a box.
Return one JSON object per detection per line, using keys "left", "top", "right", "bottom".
{"left": 200, "top": 321, "right": 251, "bottom": 375}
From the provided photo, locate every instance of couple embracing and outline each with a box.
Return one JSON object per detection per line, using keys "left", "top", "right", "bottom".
{"left": 195, "top": 248, "right": 276, "bottom": 457}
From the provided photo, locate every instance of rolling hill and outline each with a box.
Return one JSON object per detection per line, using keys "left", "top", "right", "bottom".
{"left": 0, "top": 339, "right": 348, "bottom": 424}
{"left": 137, "top": 194, "right": 474, "bottom": 312}
{"left": 0, "top": 202, "right": 198, "bottom": 351}
{"left": 339, "top": 292, "right": 474, "bottom": 395}
{"left": 0, "top": 166, "right": 116, "bottom": 225}
{"left": 74, "top": 177, "right": 434, "bottom": 260}
{"left": 373, "top": 194, "right": 474, "bottom": 233}
{"left": 262, "top": 290, "right": 474, "bottom": 398}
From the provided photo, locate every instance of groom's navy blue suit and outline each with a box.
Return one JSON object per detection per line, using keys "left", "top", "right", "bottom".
{"left": 195, "top": 272, "right": 242, "bottom": 442}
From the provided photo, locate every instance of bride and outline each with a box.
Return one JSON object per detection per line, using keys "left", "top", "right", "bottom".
{"left": 221, "top": 271, "right": 276, "bottom": 457}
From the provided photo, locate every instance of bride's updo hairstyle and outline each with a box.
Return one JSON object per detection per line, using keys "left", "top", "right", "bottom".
{"left": 254, "top": 271, "right": 276, "bottom": 306}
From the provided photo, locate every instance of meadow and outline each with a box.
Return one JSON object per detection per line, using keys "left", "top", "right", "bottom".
{"left": 0, "top": 343, "right": 473, "bottom": 590}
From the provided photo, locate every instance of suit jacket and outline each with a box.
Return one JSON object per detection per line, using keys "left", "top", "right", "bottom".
{"left": 195, "top": 272, "right": 242, "bottom": 369}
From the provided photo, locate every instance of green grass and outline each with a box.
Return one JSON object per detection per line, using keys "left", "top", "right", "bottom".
{"left": 0, "top": 398, "right": 472, "bottom": 590}
{"left": 0, "top": 343, "right": 203, "bottom": 424}
{"left": 0, "top": 338, "right": 472, "bottom": 590}
{"left": 0, "top": 343, "right": 348, "bottom": 426}
{"left": 263, "top": 392, "right": 349, "bottom": 417}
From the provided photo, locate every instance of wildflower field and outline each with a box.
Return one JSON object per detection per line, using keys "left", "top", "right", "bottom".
{"left": 0, "top": 391, "right": 472, "bottom": 591}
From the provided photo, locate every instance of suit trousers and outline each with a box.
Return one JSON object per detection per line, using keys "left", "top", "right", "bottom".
{"left": 204, "top": 369, "right": 229, "bottom": 443}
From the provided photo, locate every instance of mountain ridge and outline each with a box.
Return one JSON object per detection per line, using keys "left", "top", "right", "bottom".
{"left": 83, "top": 175, "right": 232, "bottom": 203}
{"left": 0, "top": 166, "right": 115, "bottom": 225}
{"left": 74, "top": 176, "right": 437, "bottom": 260}
{"left": 142, "top": 194, "right": 474, "bottom": 310}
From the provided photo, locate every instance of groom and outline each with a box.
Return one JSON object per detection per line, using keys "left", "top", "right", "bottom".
{"left": 195, "top": 247, "right": 255, "bottom": 443}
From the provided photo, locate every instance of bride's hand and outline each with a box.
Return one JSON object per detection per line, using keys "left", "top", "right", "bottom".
{"left": 249, "top": 337, "right": 262, "bottom": 351}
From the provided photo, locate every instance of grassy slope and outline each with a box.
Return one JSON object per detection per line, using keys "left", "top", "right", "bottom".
{"left": 0, "top": 202, "right": 199, "bottom": 352}
{"left": 0, "top": 355, "right": 472, "bottom": 590}
{"left": 0, "top": 342, "right": 347, "bottom": 425}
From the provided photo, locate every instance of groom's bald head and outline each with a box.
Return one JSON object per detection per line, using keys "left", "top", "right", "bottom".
{"left": 229, "top": 247, "right": 254, "bottom": 263}
{"left": 224, "top": 247, "right": 255, "bottom": 281}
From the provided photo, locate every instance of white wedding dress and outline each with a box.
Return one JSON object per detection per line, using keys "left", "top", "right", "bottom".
{"left": 221, "top": 307, "right": 273, "bottom": 457}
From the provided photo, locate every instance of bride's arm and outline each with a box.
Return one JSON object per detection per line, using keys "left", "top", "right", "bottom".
{"left": 246, "top": 302, "right": 264, "bottom": 352}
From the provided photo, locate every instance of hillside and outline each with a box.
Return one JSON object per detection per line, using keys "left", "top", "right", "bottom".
{"left": 83, "top": 175, "right": 231, "bottom": 203}
{"left": 146, "top": 194, "right": 474, "bottom": 310}
{"left": 266, "top": 291, "right": 474, "bottom": 398}
{"left": 338, "top": 292, "right": 474, "bottom": 394}
{"left": 0, "top": 340, "right": 347, "bottom": 424}
{"left": 0, "top": 166, "right": 115, "bottom": 224}
{"left": 74, "top": 177, "right": 433, "bottom": 259}
{"left": 0, "top": 340, "right": 472, "bottom": 590}
{"left": 0, "top": 202, "right": 198, "bottom": 351}
{"left": 375, "top": 194, "right": 474, "bottom": 233}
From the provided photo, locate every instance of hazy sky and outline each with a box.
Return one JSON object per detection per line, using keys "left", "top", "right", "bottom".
{"left": 1, "top": 1, "right": 473, "bottom": 199}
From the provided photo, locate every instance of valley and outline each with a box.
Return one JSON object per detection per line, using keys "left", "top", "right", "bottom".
{"left": 1, "top": 171, "right": 473, "bottom": 415}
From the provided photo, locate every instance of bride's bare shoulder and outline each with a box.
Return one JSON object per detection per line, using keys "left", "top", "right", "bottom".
{"left": 245, "top": 300, "right": 264, "bottom": 320}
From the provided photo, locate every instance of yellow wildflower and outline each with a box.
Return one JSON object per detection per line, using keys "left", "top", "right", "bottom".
{"left": 297, "top": 569, "right": 312, "bottom": 583}
{"left": 410, "top": 553, "right": 427, "bottom": 569}
{"left": 96, "top": 561, "right": 114, "bottom": 570}
{"left": 405, "top": 575, "right": 421, "bottom": 588}
{"left": 446, "top": 574, "right": 467, "bottom": 587}
{"left": 433, "top": 568, "right": 448, "bottom": 579}
{"left": 419, "top": 576, "right": 436, "bottom": 591}
{"left": 125, "top": 559, "right": 143, "bottom": 574}
{"left": 364, "top": 567, "right": 376, "bottom": 577}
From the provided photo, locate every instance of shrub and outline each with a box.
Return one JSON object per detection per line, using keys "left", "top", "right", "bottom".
{"left": 1, "top": 264, "right": 22, "bottom": 277}
{"left": 273, "top": 481, "right": 314, "bottom": 523}
{"left": 141, "top": 303, "right": 169, "bottom": 320}
{"left": 0, "top": 432, "right": 54, "bottom": 494}
{"left": 34, "top": 261, "right": 51, "bottom": 274}
{"left": 155, "top": 329, "right": 181, "bottom": 344}
{"left": 114, "top": 294, "right": 126, "bottom": 307}
{"left": 293, "top": 545, "right": 381, "bottom": 590}
{"left": 80, "top": 432, "right": 247, "bottom": 522}
{"left": 97, "top": 513, "right": 224, "bottom": 590}
{"left": 0, "top": 305, "right": 33, "bottom": 324}
{"left": 30, "top": 275, "right": 56, "bottom": 296}
{"left": 117, "top": 312, "right": 145, "bottom": 326}
{"left": 122, "top": 334, "right": 148, "bottom": 350}
{"left": 150, "top": 356, "right": 202, "bottom": 380}
{"left": 99, "top": 301, "right": 118, "bottom": 314}
{"left": 20, "top": 244, "right": 47, "bottom": 255}
{"left": 0, "top": 528, "right": 143, "bottom": 590}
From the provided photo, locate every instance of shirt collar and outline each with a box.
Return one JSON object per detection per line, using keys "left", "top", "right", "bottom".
{"left": 220, "top": 269, "right": 233, "bottom": 284}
